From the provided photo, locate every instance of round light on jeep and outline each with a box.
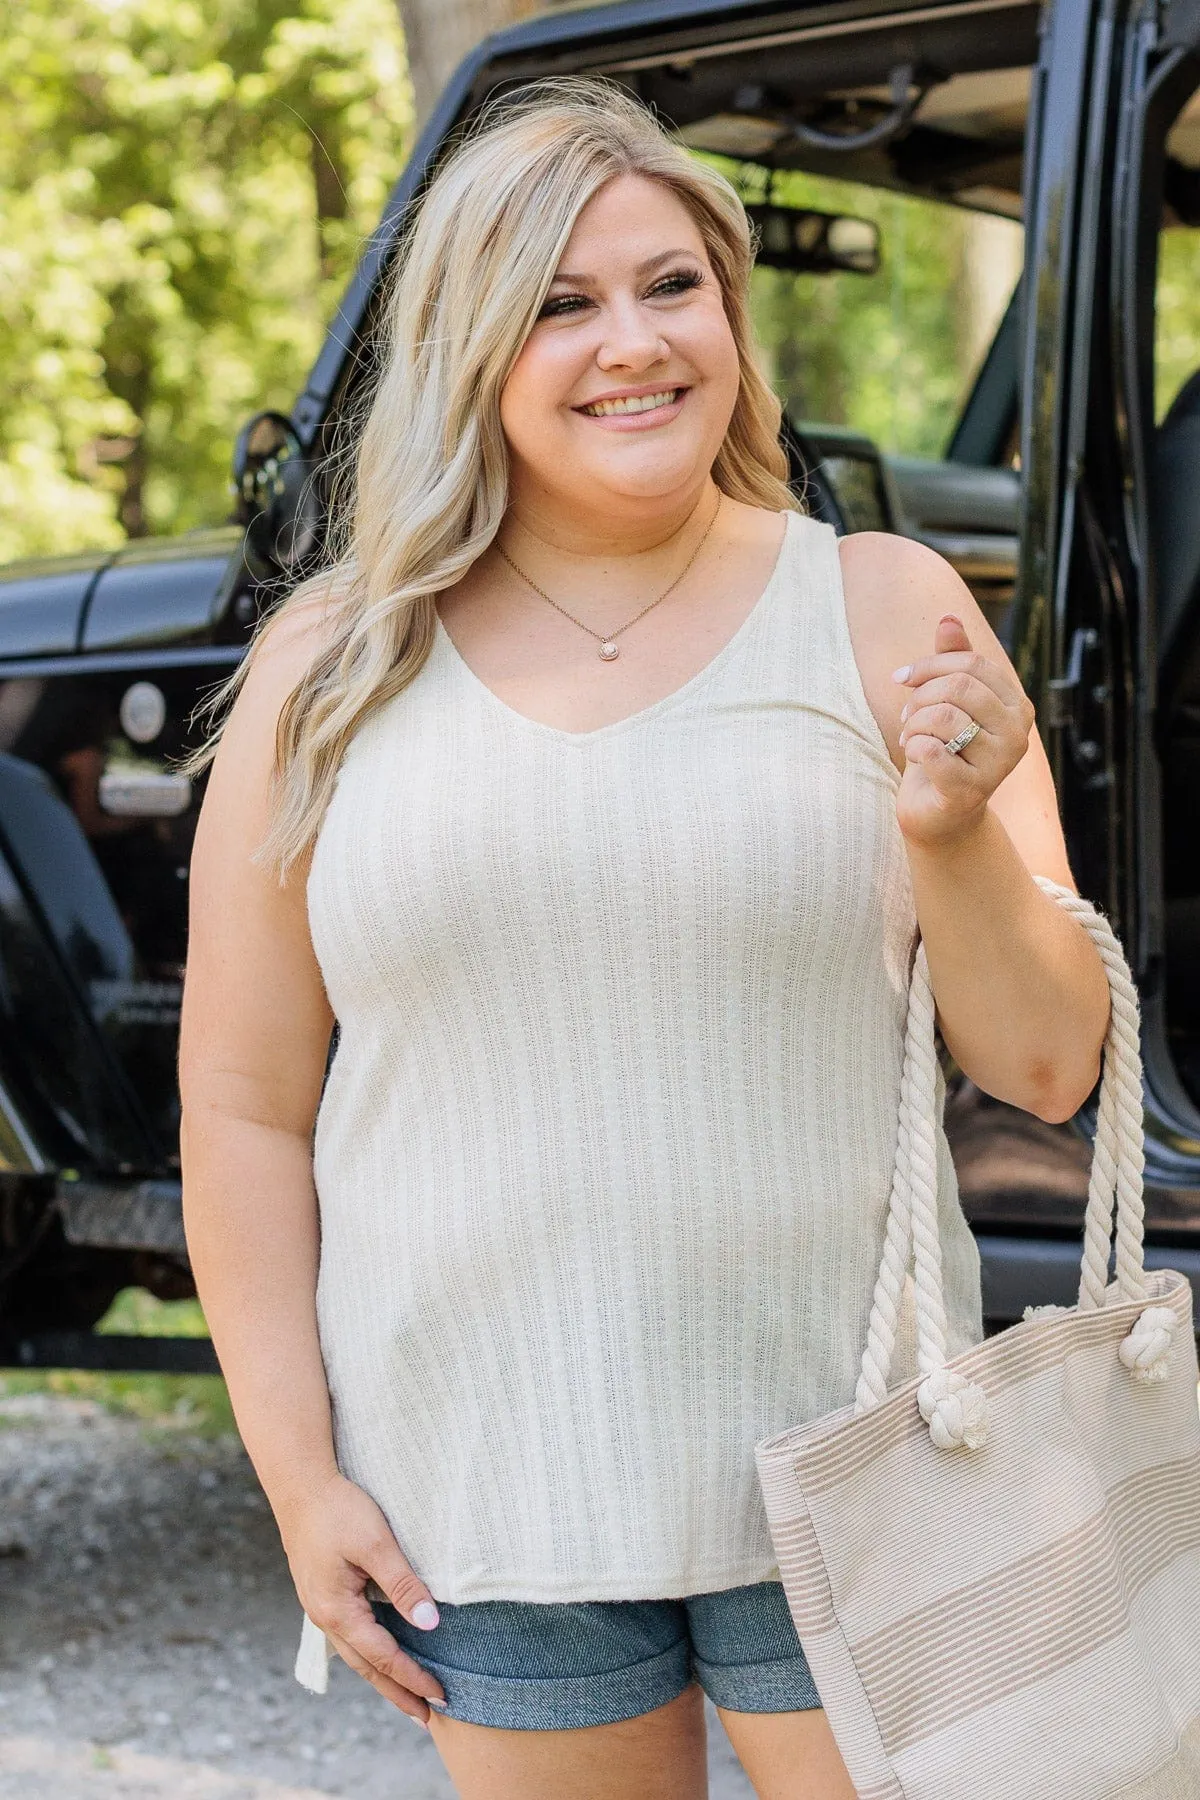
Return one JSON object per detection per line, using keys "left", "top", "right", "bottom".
{"left": 119, "top": 681, "right": 167, "bottom": 745}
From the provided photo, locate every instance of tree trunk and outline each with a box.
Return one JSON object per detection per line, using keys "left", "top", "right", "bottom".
{"left": 395, "top": 0, "right": 570, "bottom": 128}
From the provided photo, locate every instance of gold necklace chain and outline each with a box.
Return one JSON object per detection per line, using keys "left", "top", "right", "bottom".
{"left": 494, "top": 493, "right": 722, "bottom": 661}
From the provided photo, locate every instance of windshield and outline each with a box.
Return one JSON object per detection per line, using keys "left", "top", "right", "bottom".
{"left": 734, "top": 167, "right": 1024, "bottom": 462}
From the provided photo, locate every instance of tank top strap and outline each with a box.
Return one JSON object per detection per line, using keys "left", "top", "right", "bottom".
{"left": 718, "top": 509, "right": 899, "bottom": 778}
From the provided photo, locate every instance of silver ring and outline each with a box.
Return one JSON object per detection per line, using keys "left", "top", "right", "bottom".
{"left": 944, "top": 719, "right": 981, "bottom": 756}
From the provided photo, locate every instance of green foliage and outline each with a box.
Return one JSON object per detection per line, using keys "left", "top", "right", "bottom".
{"left": 0, "top": 0, "right": 410, "bottom": 561}
{"left": 1156, "top": 225, "right": 1200, "bottom": 423}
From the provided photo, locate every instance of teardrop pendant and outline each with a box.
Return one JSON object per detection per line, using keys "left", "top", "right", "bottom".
{"left": 598, "top": 641, "right": 620, "bottom": 661}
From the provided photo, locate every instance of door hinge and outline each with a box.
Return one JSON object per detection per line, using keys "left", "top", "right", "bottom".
{"left": 1047, "top": 626, "right": 1106, "bottom": 774}
{"left": 1046, "top": 627, "right": 1098, "bottom": 727}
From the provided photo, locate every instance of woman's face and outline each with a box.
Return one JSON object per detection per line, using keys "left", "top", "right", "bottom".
{"left": 499, "top": 173, "right": 741, "bottom": 520}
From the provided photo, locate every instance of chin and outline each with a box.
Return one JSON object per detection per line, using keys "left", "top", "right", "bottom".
{"left": 575, "top": 475, "right": 701, "bottom": 510}
{"left": 565, "top": 450, "right": 712, "bottom": 504}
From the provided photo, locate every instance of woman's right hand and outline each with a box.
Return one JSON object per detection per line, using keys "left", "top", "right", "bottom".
{"left": 277, "top": 1471, "right": 449, "bottom": 1724}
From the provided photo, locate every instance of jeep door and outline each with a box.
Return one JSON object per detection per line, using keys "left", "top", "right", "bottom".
{"left": 1034, "top": 0, "right": 1200, "bottom": 1224}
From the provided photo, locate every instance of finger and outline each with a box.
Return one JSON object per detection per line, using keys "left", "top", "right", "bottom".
{"left": 326, "top": 1627, "right": 438, "bottom": 1723}
{"left": 367, "top": 1541, "right": 442, "bottom": 1635}
{"left": 894, "top": 649, "right": 1020, "bottom": 708}
{"left": 933, "top": 612, "right": 972, "bottom": 656}
{"left": 901, "top": 732, "right": 987, "bottom": 784}
{"left": 335, "top": 1604, "right": 449, "bottom": 1709}
{"left": 898, "top": 703, "right": 978, "bottom": 751}
{"left": 898, "top": 675, "right": 1007, "bottom": 734}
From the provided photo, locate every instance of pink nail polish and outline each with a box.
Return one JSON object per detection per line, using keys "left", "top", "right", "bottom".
{"left": 892, "top": 665, "right": 911, "bottom": 683}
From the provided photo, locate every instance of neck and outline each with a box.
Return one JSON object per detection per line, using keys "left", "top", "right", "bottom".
{"left": 500, "top": 477, "right": 720, "bottom": 567}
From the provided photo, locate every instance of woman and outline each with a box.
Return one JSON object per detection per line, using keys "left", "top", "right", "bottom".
{"left": 179, "top": 80, "right": 1110, "bottom": 1800}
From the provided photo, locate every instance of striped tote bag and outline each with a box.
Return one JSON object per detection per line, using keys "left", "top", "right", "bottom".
{"left": 755, "top": 878, "right": 1200, "bottom": 1800}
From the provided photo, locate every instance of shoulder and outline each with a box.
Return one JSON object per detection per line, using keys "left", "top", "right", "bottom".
{"left": 250, "top": 585, "right": 342, "bottom": 694}
{"left": 833, "top": 529, "right": 1012, "bottom": 765}
{"left": 836, "top": 530, "right": 969, "bottom": 631}
{"left": 835, "top": 527, "right": 1015, "bottom": 671}
{"left": 204, "top": 581, "right": 343, "bottom": 805}
{"left": 223, "top": 583, "right": 343, "bottom": 749}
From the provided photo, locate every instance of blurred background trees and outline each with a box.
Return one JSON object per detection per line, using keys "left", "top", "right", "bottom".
{"left": 0, "top": 0, "right": 409, "bottom": 561}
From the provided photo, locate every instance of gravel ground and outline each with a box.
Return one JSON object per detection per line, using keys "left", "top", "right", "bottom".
{"left": 0, "top": 1394, "right": 755, "bottom": 1798}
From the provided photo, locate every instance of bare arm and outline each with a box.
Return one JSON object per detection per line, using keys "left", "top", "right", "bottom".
{"left": 179, "top": 605, "right": 338, "bottom": 1519}
{"left": 840, "top": 532, "right": 1110, "bottom": 1124}
{"left": 179, "top": 604, "right": 446, "bottom": 1721}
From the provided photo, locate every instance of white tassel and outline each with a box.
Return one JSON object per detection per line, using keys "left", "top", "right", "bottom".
{"left": 917, "top": 1367, "right": 990, "bottom": 1450}
{"left": 1118, "top": 1304, "right": 1178, "bottom": 1384}
{"left": 294, "top": 1613, "right": 333, "bottom": 1694}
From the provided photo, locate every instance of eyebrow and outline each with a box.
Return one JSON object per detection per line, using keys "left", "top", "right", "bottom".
{"left": 548, "top": 248, "right": 701, "bottom": 287}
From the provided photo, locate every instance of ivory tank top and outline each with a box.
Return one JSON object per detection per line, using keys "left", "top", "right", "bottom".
{"left": 304, "top": 509, "right": 984, "bottom": 1605}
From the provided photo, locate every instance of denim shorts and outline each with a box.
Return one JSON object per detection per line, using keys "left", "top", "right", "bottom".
{"left": 369, "top": 1579, "right": 821, "bottom": 1730}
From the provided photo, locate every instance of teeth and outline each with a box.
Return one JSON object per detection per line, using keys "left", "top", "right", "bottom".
{"left": 582, "top": 389, "right": 679, "bottom": 417}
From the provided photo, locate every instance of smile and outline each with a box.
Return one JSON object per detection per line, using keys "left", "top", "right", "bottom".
{"left": 578, "top": 388, "right": 683, "bottom": 417}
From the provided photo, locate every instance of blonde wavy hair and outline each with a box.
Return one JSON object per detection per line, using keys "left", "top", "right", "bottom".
{"left": 184, "top": 77, "right": 799, "bottom": 878}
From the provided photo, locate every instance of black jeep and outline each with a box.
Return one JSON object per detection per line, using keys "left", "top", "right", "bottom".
{"left": 3, "top": 0, "right": 1200, "bottom": 1374}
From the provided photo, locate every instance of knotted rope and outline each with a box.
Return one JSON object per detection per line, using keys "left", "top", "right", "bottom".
{"left": 853, "top": 877, "right": 1162, "bottom": 1447}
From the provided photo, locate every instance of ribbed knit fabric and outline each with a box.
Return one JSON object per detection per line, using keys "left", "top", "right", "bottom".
{"left": 304, "top": 508, "right": 983, "bottom": 1606}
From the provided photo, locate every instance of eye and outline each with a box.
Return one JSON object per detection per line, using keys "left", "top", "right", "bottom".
{"left": 648, "top": 268, "right": 704, "bottom": 298}
{"left": 537, "top": 292, "right": 593, "bottom": 320}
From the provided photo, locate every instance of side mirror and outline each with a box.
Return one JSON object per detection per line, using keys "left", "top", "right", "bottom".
{"left": 746, "top": 204, "right": 881, "bottom": 276}
{"left": 230, "top": 410, "right": 323, "bottom": 576}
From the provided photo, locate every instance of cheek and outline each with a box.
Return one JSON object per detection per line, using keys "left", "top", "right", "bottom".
{"left": 690, "top": 309, "right": 741, "bottom": 410}
{"left": 500, "top": 335, "right": 581, "bottom": 457}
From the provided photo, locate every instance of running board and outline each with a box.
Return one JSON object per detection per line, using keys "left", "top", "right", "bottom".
{"left": 2, "top": 1329, "right": 219, "bottom": 1373}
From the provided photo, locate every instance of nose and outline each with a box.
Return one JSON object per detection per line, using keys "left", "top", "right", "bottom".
{"left": 595, "top": 292, "right": 670, "bottom": 375}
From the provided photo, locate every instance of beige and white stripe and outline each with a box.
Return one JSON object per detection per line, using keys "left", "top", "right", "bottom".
{"left": 756, "top": 883, "right": 1200, "bottom": 1798}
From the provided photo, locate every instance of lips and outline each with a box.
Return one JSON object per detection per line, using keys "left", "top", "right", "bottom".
{"left": 577, "top": 387, "right": 684, "bottom": 418}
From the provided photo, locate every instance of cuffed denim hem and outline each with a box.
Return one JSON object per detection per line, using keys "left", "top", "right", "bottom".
{"left": 393, "top": 1638, "right": 694, "bottom": 1731}
{"left": 368, "top": 1580, "right": 822, "bottom": 1729}
{"left": 692, "top": 1648, "right": 821, "bottom": 1713}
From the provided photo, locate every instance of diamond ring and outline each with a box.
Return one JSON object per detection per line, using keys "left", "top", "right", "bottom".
{"left": 944, "top": 720, "right": 982, "bottom": 756}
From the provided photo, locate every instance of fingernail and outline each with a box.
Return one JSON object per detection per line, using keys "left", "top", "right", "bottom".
{"left": 415, "top": 1717, "right": 430, "bottom": 1732}
{"left": 941, "top": 613, "right": 962, "bottom": 626}
{"left": 892, "top": 665, "right": 911, "bottom": 683}
{"left": 412, "top": 1601, "right": 440, "bottom": 1630}
{"left": 428, "top": 1697, "right": 449, "bottom": 1710}
{"left": 900, "top": 704, "right": 908, "bottom": 721}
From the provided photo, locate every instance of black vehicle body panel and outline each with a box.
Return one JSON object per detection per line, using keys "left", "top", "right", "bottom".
{"left": 0, "top": 554, "right": 101, "bottom": 659}
{"left": 3, "top": 0, "right": 1199, "bottom": 1367}
{"left": 81, "top": 530, "right": 243, "bottom": 652}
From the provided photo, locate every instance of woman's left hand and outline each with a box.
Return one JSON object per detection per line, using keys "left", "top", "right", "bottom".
{"left": 893, "top": 612, "right": 1037, "bottom": 850}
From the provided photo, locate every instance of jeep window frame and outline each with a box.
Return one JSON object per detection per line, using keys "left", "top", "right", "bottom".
{"left": 1106, "top": 12, "right": 1200, "bottom": 1177}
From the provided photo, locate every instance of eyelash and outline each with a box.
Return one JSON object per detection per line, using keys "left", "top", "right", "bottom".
{"left": 538, "top": 268, "right": 704, "bottom": 319}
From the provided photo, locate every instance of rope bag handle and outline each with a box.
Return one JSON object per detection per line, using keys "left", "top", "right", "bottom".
{"left": 852, "top": 877, "right": 1166, "bottom": 1449}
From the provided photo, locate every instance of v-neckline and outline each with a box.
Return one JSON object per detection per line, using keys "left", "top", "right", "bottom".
{"left": 433, "top": 510, "right": 799, "bottom": 747}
